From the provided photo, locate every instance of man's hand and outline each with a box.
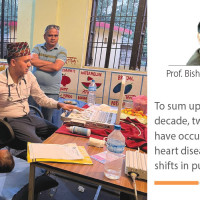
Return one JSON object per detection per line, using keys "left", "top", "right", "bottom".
{"left": 31, "top": 53, "right": 39, "bottom": 59}
{"left": 30, "top": 53, "right": 65, "bottom": 72}
{"left": 57, "top": 102, "right": 84, "bottom": 112}
{"left": 30, "top": 53, "right": 54, "bottom": 70}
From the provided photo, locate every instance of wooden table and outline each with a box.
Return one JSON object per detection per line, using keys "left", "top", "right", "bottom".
{"left": 28, "top": 132, "right": 147, "bottom": 200}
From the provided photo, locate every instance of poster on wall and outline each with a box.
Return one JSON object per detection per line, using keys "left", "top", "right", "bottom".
{"left": 60, "top": 67, "right": 79, "bottom": 99}
{"left": 59, "top": 67, "right": 147, "bottom": 106}
{"left": 77, "top": 69, "right": 106, "bottom": 104}
{"left": 60, "top": 68, "right": 106, "bottom": 103}
{"left": 108, "top": 72, "right": 146, "bottom": 106}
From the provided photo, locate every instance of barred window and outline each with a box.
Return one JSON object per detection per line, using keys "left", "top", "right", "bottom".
{"left": 0, "top": 0, "right": 18, "bottom": 58}
{"left": 85, "top": 0, "right": 147, "bottom": 71}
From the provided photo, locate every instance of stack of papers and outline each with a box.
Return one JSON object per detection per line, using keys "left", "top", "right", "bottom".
{"left": 27, "top": 142, "right": 93, "bottom": 165}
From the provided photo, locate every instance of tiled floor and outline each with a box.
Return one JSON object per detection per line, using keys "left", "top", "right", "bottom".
{"left": 37, "top": 174, "right": 147, "bottom": 200}
{"left": 37, "top": 174, "right": 120, "bottom": 200}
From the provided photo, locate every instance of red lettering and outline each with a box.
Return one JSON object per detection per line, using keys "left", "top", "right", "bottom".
{"left": 80, "top": 71, "right": 102, "bottom": 77}
{"left": 66, "top": 57, "right": 78, "bottom": 65}
{"left": 78, "top": 96, "right": 87, "bottom": 101}
{"left": 82, "top": 90, "right": 89, "bottom": 95}
{"left": 60, "top": 87, "right": 68, "bottom": 92}
{"left": 126, "top": 76, "right": 134, "bottom": 81}
{"left": 61, "top": 94, "right": 72, "bottom": 99}
{"left": 118, "top": 75, "right": 134, "bottom": 81}
{"left": 111, "top": 101, "right": 119, "bottom": 106}
{"left": 62, "top": 68, "right": 76, "bottom": 73}
{"left": 118, "top": 75, "right": 122, "bottom": 80}
{"left": 125, "top": 95, "right": 135, "bottom": 100}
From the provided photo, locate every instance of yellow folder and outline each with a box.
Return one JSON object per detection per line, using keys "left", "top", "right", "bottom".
{"left": 27, "top": 142, "right": 93, "bottom": 165}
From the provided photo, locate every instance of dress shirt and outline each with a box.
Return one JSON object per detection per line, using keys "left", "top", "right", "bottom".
{"left": 0, "top": 69, "right": 58, "bottom": 119}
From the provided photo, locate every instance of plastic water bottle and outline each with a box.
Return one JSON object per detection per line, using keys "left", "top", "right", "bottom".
{"left": 104, "top": 125, "right": 125, "bottom": 180}
{"left": 87, "top": 80, "right": 96, "bottom": 106}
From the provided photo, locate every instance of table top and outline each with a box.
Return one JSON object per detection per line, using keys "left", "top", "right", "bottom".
{"left": 39, "top": 132, "right": 147, "bottom": 194}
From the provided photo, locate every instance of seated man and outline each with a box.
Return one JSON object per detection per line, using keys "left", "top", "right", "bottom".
{"left": 0, "top": 42, "right": 82, "bottom": 150}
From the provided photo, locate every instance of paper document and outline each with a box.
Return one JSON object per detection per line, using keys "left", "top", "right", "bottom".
{"left": 28, "top": 143, "right": 83, "bottom": 160}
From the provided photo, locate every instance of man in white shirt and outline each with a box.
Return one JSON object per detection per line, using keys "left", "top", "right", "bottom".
{"left": 0, "top": 42, "right": 82, "bottom": 150}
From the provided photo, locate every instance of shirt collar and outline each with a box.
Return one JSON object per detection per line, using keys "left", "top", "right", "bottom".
{"left": 6, "top": 68, "right": 24, "bottom": 86}
{"left": 6, "top": 68, "right": 14, "bottom": 86}
{"left": 42, "top": 43, "right": 59, "bottom": 50}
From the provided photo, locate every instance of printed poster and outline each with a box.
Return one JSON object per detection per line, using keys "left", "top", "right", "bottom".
{"left": 77, "top": 69, "right": 106, "bottom": 101}
{"left": 60, "top": 67, "right": 79, "bottom": 99}
{"left": 108, "top": 72, "right": 145, "bottom": 106}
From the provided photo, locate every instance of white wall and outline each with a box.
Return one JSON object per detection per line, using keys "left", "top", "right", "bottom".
{"left": 149, "top": 0, "right": 200, "bottom": 200}
{"left": 149, "top": 1, "right": 200, "bottom": 66}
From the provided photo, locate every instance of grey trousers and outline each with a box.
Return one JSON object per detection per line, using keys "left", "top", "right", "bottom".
{"left": 6, "top": 113, "right": 58, "bottom": 150}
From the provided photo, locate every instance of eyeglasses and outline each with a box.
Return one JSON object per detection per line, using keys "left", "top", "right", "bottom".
{"left": 45, "top": 25, "right": 60, "bottom": 33}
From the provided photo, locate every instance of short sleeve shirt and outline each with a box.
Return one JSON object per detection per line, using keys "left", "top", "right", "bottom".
{"left": 32, "top": 43, "right": 67, "bottom": 94}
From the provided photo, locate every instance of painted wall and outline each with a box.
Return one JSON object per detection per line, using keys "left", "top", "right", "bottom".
{"left": 17, "top": 0, "right": 92, "bottom": 66}
{"left": 58, "top": 0, "right": 91, "bottom": 67}
{"left": 17, "top": 0, "right": 35, "bottom": 47}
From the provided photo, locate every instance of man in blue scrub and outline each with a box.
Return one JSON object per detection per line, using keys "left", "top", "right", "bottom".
{"left": 30, "top": 25, "right": 67, "bottom": 123}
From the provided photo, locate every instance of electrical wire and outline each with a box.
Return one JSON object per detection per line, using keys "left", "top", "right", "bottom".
{"left": 129, "top": 172, "right": 138, "bottom": 200}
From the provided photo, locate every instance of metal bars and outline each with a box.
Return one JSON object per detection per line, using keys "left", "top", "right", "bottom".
{"left": 130, "top": 0, "right": 147, "bottom": 70}
{"left": 0, "top": 0, "right": 18, "bottom": 58}
{"left": 104, "top": 0, "right": 117, "bottom": 68}
{"left": 85, "top": 0, "right": 97, "bottom": 65}
{"left": 85, "top": 0, "right": 147, "bottom": 71}
{"left": 1, "top": 0, "right": 5, "bottom": 58}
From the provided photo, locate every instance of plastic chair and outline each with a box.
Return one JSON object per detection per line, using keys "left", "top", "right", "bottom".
{"left": 0, "top": 118, "right": 15, "bottom": 149}
{"left": 29, "top": 105, "right": 44, "bottom": 119}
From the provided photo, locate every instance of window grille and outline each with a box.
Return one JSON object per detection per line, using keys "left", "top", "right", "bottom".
{"left": 0, "top": 0, "right": 18, "bottom": 59}
{"left": 85, "top": 0, "right": 147, "bottom": 71}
